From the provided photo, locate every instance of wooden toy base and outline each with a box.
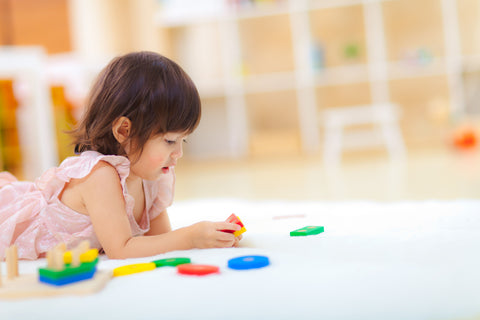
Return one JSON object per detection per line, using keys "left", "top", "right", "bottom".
{"left": 0, "top": 271, "right": 112, "bottom": 300}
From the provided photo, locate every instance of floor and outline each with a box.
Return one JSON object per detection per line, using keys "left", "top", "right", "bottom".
{"left": 175, "top": 146, "right": 480, "bottom": 201}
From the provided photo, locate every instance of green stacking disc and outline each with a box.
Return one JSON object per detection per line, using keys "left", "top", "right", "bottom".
{"left": 290, "top": 226, "right": 324, "bottom": 236}
{"left": 152, "top": 257, "right": 191, "bottom": 267}
{"left": 38, "top": 258, "right": 99, "bottom": 280}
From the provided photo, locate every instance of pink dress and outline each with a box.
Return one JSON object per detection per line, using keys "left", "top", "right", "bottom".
{"left": 0, "top": 151, "right": 175, "bottom": 260}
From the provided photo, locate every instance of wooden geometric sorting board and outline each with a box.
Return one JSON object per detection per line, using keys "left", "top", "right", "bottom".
{"left": 0, "top": 270, "right": 112, "bottom": 300}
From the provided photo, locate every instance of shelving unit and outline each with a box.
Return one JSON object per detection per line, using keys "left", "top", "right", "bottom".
{"left": 155, "top": 0, "right": 480, "bottom": 159}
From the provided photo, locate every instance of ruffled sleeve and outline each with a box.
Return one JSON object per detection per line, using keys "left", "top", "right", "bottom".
{"left": 34, "top": 151, "right": 131, "bottom": 202}
{"left": 58, "top": 151, "right": 130, "bottom": 182}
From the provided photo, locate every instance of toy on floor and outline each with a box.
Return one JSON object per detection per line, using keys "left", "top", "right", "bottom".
{"left": 290, "top": 226, "right": 325, "bottom": 236}
{"left": 153, "top": 257, "right": 191, "bottom": 267}
{"left": 4, "top": 244, "right": 19, "bottom": 280}
{"left": 177, "top": 264, "right": 220, "bottom": 276}
{"left": 39, "top": 241, "right": 99, "bottom": 286}
{"left": 113, "top": 257, "right": 191, "bottom": 277}
{"left": 113, "top": 262, "right": 157, "bottom": 277}
{"left": 453, "top": 126, "right": 477, "bottom": 149}
{"left": 222, "top": 213, "right": 246, "bottom": 237}
{"left": 228, "top": 255, "right": 270, "bottom": 270}
{"left": 0, "top": 243, "right": 111, "bottom": 300}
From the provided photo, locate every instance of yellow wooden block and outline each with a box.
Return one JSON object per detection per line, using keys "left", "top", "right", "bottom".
{"left": 234, "top": 226, "right": 246, "bottom": 237}
{"left": 113, "top": 262, "right": 156, "bottom": 277}
{"left": 80, "top": 249, "right": 98, "bottom": 263}
{"left": 63, "top": 248, "right": 98, "bottom": 264}
{"left": 63, "top": 251, "right": 72, "bottom": 264}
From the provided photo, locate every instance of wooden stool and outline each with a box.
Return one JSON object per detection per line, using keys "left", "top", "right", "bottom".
{"left": 323, "top": 103, "right": 406, "bottom": 166}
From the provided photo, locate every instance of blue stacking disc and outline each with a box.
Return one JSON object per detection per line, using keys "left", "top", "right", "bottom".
{"left": 228, "top": 255, "right": 270, "bottom": 270}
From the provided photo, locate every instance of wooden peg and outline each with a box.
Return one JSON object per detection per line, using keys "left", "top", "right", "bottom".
{"left": 54, "top": 243, "right": 67, "bottom": 252}
{"left": 71, "top": 248, "right": 82, "bottom": 267}
{"left": 46, "top": 250, "right": 54, "bottom": 268}
{"left": 77, "top": 240, "right": 90, "bottom": 254}
{"left": 12, "top": 245, "right": 18, "bottom": 277}
{"left": 52, "top": 245, "right": 65, "bottom": 271}
{"left": 6, "top": 245, "right": 18, "bottom": 279}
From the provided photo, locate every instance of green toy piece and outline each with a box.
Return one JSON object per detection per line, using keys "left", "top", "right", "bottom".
{"left": 152, "top": 257, "right": 191, "bottom": 267}
{"left": 38, "top": 258, "right": 99, "bottom": 280}
{"left": 290, "top": 226, "right": 324, "bottom": 237}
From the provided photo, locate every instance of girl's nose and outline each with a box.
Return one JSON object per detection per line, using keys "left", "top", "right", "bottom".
{"left": 172, "top": 143, "right": 183, "bottom": 160}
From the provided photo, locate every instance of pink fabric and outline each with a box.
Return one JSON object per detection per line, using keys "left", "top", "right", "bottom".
{"left": 0, "top": 151, "right": 175, "bottom": 260}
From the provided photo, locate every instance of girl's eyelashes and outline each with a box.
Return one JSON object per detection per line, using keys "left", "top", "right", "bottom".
{"left": 165, "top": 139, "right": 176, "bottom": 145}
{"left": 165, "top": 138, "right": 188, "bottom": 145}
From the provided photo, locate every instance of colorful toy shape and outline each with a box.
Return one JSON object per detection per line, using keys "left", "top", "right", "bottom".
{"left": 39, "top": 259, "right": 98, "bottom": 286}
{"left": 228, "top": 255, "right": 270, "bottom": 270}
{"left": 152, "top": 257, "right": 191, "bottom": 267}
{"left": 113, "top": 262, "right": 156, "bottom": 277}
{"left": 113, "top": 257, "right": 192, "bottom": 277}
{"left": 290, "top": 226, "right": 325, "bottom": 236}
{"left": 39, "top": 244, "right": 99, "bottom": 286}
{"left": 64, "top": 248, "right": 99, "bottom": 264}
{"left": 177, "top": 264, "right": 219, "bottom": 276}
{"left": 222, "top": 213, "right": 246, "bottom": 237}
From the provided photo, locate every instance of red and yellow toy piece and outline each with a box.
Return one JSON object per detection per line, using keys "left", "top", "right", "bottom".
{"left": 222, "top": 213, "right": 246, "bottom": 237}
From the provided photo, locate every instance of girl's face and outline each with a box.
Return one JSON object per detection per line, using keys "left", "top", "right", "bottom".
{"left": 128, "top": 131, "right": 187, "bottom": 181}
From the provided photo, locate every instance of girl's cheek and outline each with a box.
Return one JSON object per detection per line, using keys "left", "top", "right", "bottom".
{"left": 148, "top": 153, "right": 166, "bottom": 166}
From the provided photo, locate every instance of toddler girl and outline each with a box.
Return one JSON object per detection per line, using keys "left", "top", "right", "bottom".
{"left": 0, "top": 51, "right": 241, "bottom": 260}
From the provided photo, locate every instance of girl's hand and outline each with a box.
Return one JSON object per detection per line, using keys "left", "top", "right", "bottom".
{"left": 189, "top": 221, "right": 241, "bottom": 249}
{"left": 233, "top": 234, "right": 243, "bottom": 247}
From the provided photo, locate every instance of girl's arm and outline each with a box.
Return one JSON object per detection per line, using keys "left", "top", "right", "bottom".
{"left": 80, "top": 162, "right": 240, "bottom": 259}
{"left": 146, "top": 209, "right": 243, "bottom": 246}
{"left": 145, "top": 209, "right": 172, "bottom": 236}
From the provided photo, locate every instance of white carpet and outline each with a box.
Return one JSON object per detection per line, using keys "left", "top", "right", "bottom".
{"left": 1, "top": 199, "right": 480, "bottom": 320}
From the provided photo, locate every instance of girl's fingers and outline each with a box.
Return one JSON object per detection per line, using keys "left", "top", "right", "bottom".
{"left": 215, "top": 239, "right": 235, "bottom": 248}
{"left": 216, "top": 230, "right": 236, "bottom": 242}
{"left": 215, "top": 222, "right": 241, "bottom": 232}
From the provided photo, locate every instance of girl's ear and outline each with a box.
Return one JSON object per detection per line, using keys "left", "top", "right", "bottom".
{"left": 112, "top": 116, "right": 132, "bottom": 143}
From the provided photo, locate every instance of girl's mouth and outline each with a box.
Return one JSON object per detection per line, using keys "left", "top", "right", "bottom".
{"left": 161, "top": 166, "right": 172, "bottom": 174}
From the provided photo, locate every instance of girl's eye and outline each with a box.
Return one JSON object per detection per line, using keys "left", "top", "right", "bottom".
{"left": 165, "top": 138, "right": 187, "bottom": 145}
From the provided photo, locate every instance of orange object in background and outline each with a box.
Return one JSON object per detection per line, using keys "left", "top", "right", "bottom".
{"left": 0, "top": 80, "right": 23, "bottom": 178}
{"left": 453, "top": 127, "right": 477, "bottom": 149}
{"left": 51, "top": 86, "right": 77, "bottom": 161}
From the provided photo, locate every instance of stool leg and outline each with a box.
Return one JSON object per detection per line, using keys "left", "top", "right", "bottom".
{"left": 324, "top": 125, "right": 342, "bottom": 167}
{"left": 381, "top": 121, "right": 406, "bottom": 161}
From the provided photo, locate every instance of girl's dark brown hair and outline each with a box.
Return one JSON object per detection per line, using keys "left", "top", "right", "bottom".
{"left": 70, "top": 51, "right": 201, "bottom": 156}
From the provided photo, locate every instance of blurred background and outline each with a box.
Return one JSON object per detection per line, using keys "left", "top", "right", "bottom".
{"left": 0, "top": 0, "right": 479, "bottom": 201}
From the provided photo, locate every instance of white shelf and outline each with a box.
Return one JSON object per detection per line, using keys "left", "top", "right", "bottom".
{"left": 156, "top": 0, "right": 477, "bottom": 158}
{"left": 387, "top": 58, "right": 447, "bottom": 80}
{"left": 196, "top": 56, "right": 477, "bottom": 97}
{"left": 314, "top": 64, "right": 370, "bottom": 86}
{"left": 243, "top": 72, "right": 296, "bottom": 93}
